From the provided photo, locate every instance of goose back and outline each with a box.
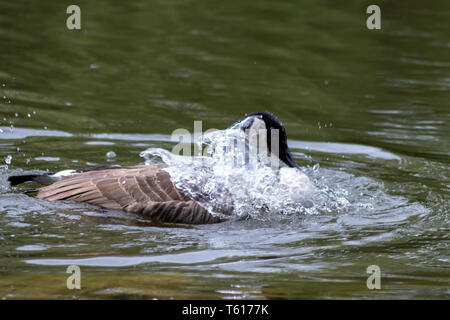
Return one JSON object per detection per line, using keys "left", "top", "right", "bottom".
{"left": 36, "top": 164, "right": 220, "bottom": 224}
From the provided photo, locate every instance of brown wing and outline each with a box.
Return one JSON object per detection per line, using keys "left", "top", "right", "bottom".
{"left": 36, "top": 164, "right": 220, "bottom": 224}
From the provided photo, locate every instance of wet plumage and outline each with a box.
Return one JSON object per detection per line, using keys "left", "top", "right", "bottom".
{"left": 35, "top": 164, "right": 220, "bottom": 224}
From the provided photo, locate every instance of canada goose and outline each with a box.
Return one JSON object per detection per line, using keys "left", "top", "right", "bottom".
{"left": 8, "top": 112, "right": 302, "bottom": 224}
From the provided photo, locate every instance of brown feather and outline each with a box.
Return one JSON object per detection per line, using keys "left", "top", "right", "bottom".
{"left": 36, "top": 164, "right": 221, "bottom": 224}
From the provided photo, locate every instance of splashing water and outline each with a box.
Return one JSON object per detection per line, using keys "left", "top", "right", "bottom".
{"left": 140, "top": 128, "right": 317, "bottom": 220}
{"left": 106, "top": 151, "right": 116, "bottom": 158}
{"left": 4, "top": 155, "right": 12, "bottom": 165}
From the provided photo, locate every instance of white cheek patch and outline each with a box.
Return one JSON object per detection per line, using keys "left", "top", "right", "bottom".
{"left": 37, "top": 169, "right": 77, "bottom": 184}
{"left": 53, "top": 170, "right": 76, "bottom": 178}
{"left": 248, "top": 118, "right": 268, "bottom": 157}
{"left": 247, "top": 118, "right": 281, "bottom": 168}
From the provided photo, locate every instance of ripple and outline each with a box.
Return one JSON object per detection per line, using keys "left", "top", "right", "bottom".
{"left": 26, "top": 249, "right": 250, "bottom": 267}
{"left": 0, "top": 126, "right": 72, "bottom": 139}
{"left": 17, "top": 244, "right": 49, "bottom": 251}
{"left": 289, "top": 140, "right": 401, "bottom": 160}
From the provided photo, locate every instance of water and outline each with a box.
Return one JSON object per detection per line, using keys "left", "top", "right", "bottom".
{"left": 0, "top": 0, "right": 449, "bottom": 299}
{"left": 140, "top": 128, "right": 316, "bottom": 219}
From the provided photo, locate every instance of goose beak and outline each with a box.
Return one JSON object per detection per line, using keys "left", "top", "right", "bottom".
{"left": 282, "top": 150, "right": 300, "bottom": 169}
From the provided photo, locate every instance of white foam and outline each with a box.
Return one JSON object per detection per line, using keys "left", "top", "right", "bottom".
{"left": 140, "top": 128, "right": 316, "bottom": 220}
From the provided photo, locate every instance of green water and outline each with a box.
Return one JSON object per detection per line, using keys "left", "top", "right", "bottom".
{"left": 0, "top": 0, "right": 449, "bottom": 299}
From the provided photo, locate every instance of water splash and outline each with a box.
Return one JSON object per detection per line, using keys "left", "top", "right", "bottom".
{"left": 4, "top": 155, "right": 12, "bottom": 165}
{"left": 141, "top": 128, "right": 316, "bottom": 220}
{"left": 139, "top": 129, "right": 415, "bottom": 223}
{"left": 106, "top": 151, "right": 116, "bottom": 158}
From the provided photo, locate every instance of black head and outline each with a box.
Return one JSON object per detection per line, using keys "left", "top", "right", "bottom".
{"left": 230, "top": 111, "right": 299, "bottom": 168}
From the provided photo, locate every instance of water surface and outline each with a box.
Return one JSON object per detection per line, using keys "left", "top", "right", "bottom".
{"left": 0, "top": 0, "right": 449, "bottom": 299}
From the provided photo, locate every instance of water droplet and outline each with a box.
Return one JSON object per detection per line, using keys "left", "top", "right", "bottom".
{"left": 313, "top": 163, "right": 320, "bottom": 172}
{"left": 90, "top": 64, "right": 100, "bottom": 69}
{"left": 14, "top": 113, "right": 18, "bottom": 117}
{"left": 106, "top": 151, "right": 116, "bottom": 158}
{"left": 5, "top": 155, "right": 12, "bottom": 164}
{"left": 65, "top": 102, "right": 72, "bottom": 106}
{"left": 27, "top": 113, "right": 31, "bottom": 118}
{"left": 44, "top": 126, "right": 48, "bottom": 130}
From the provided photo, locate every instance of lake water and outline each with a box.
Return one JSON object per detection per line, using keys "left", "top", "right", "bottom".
{"left": 0, "top": 0, "right": 449, "bottom": 299}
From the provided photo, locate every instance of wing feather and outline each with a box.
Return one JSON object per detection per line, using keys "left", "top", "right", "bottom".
{"left": 36, "top": 165, "right": 220, "bottom": 224}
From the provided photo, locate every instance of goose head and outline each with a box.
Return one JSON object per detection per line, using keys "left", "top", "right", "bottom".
{"left": 230, "top": 111, "right": 299, "bottom": 169}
